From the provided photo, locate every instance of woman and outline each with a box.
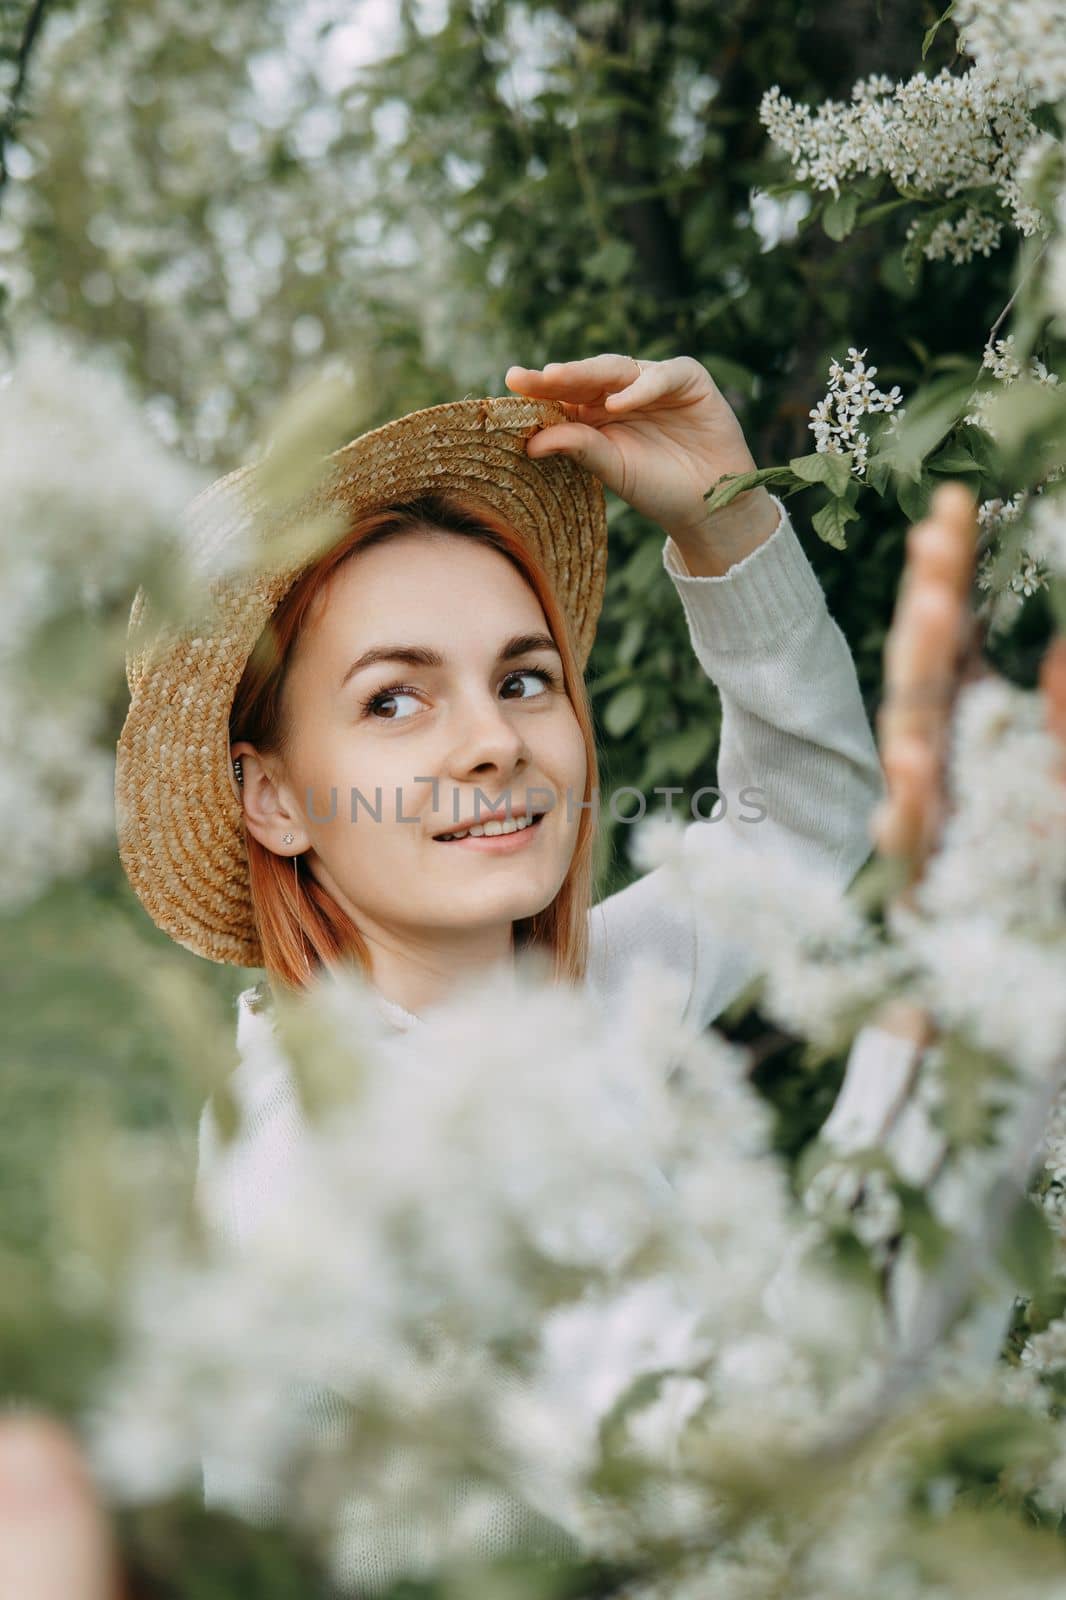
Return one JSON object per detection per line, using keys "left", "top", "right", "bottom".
{"left": 119, "top": 353, "right": 884, "bottom": 1008}
{"left": 115, "top": 351, "right": 889, "bottom": 1582}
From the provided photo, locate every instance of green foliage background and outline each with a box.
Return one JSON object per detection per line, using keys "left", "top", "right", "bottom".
{"left": 0, "top": 0, "right": 1030, "bottom": 1345}
{"left": 2, "top": 0, "right": 1060, "bottom": 1590}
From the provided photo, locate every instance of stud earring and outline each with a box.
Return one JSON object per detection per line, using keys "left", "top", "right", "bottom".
{"left": 232, "top": 756, "right": 244, "bottom": 787}
{"left": 283, "top": 832, "right": 295, "bottom": 845}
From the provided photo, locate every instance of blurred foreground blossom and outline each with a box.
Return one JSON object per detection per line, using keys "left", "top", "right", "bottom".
{"left": 83, "top": 953, "right": 890, "bottom": 1590}
{"left": 0, "top": 325, "right": 203, "bottom": 912}
{"left": 632, "top": 672, "right": 1066, "bottom": 1084}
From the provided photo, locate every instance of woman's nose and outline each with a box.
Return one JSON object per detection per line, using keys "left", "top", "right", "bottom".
{"left": 445, "top": 690, "right": 529, "bottom": 776}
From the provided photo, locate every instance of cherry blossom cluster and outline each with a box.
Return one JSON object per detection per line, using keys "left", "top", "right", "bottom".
{"left": 976, "top": 483, "right": 1066, "bottom": 633}
{"left": 919, "top": 206, "right": 1006, "bottom": 265}
{"left": 974, "top": 493, "right": 1043, "bottom": 634}
{"left": 964, "top": 333, "right": 1061, "bottom": 436}
{"left": 760, "top": 64, "right": 1047, "bottom": 265}
{"left": 977, "top": 546, "right": 1047, "bottom": 603}
{"left": 952, "top": 0, "right": 1066, "bottom": 108}
{"left": 807, "top": 346, "right": 904, "bottom": 476}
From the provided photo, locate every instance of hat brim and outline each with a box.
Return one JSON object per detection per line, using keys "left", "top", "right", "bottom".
{"left": 115, "top": 394, "right": 608, "bottom": 967}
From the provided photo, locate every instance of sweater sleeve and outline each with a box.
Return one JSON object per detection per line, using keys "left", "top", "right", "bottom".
{"left": 586, "top": 493, "right": 886, "bottom": 1031}
{"left": 819, "top": 1022, "right": 1055, "bottom": 1363}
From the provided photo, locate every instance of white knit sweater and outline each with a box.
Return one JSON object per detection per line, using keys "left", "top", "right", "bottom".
{"left": 193, "top": 496, "right": 1023, "bottom": 1588}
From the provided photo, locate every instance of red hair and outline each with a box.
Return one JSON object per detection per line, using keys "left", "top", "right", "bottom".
{"left": 229, "top": 489, "right": 603, "bottom": 997}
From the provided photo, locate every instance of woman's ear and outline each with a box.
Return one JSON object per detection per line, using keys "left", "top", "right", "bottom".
{"left": 229, "top": 742, "right": 307, "bottom": 856}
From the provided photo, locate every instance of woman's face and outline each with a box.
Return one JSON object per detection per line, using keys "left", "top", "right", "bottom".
{"left": 241, "top": 529, "right": 588, "bottom": 973}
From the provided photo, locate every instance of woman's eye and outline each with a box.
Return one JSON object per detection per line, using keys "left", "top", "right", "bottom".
{"left": 361, "top": 686, "right": 422, "bottom": 721}
{"left": 501, "top": 667, "right": 556, "bottom": 700}
{"left": 360, "top": 667, "right": 558, "bottom": 722}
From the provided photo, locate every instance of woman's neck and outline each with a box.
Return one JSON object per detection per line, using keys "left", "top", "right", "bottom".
{"left": 361, "top": 930, "right": 516, "bottom": 1020}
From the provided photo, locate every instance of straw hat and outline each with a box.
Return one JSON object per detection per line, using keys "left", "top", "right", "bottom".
{"left": 115, "top": 394, "right": 609, "bottom": 969}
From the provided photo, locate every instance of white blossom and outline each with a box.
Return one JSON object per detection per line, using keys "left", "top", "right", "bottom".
{"left": 1024, "top": 484, "right": 1066, "bottom": 577}
{"left": 760, "top": 64, "right": 1049, "bottom": 262}
{"left": 807, "top": 346, "right": 904, "bottom": 477}
{"left": 83, "top": 952, "right": 905, "bottom": 1582}
{"left": 916, "top": 676, "right": 1066, "bottom": 940}
{"left": 0, "top": 325, "right": 203, "bottom": 911}
{"left": 919, "top": 206, "right": 1004, "bottom": 265}
{"left": 953, "top": 0, "right": 1066, "bottom": 108}
{"left": 803, "top": 1159, "right": 903, "bottom": 1268}
{"left": 888, "top": 679, "right": 1066, "bottom": 1076}
{"left": 632, "top": 810, "right": 905, "bottom": 1049}
{"left": 964, "top": 334, "right": 1061, "bottom": 436}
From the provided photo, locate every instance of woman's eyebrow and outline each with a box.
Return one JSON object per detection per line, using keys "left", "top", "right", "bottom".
{"left": 338, "top": 632, "right": 561, "bottom": 691}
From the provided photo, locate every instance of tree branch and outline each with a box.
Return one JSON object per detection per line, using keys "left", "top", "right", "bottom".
{"left": 0, "top": 0, "right": 51, "bottom": 210}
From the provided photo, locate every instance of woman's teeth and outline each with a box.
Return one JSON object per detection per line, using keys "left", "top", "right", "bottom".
{"left": 437, "top": 814, "right": 541, "bottom": 841}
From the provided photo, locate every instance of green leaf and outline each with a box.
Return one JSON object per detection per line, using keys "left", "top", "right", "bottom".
{"left": 896, "top": 472, "right": 931, "bottom": 523}
{"left": 856, "top": 195, "right": 916, "bottom": 229}
{"left": 981, "top": 377, "right": 1066, "bottom": 460}
{"left": 865, "top": 454, "right": 892, "bottom": 496}
{"left": 996, "top": 1192, "right": 1057, "bottom": 1299}
{"left": 789, "top": 450, "right": 854, "bottom": 496}
{"left": 640, "top": 724, "right": 715, "bottom": 787}
{"left": 822, "top": 191, "right": 859, "bottom": 241}
{"left": 926, "top": 446, "right": 981, "bottom": 474}
{"left": 604, "top": 682, "right": 645, "bottom": 738}
{"left": 703, "top": 465, "right": 794, "bottom": 515}
{"left": 957, "top": 423, "right": 1002, "bottom": 478}
{"left": 922, "top": 1, "right": 955, "bottom": 58}
{"left": 759, "top": 180, "right": 810, "bottom": 201}
{"left": 589, "top": 664, "right": 631, "bottom": 698}
{"left": 880, "top": 368, "right": 978, "bottom": 482}
{"left": 896, "top": 1185, "right": 955, "bottom": 1270}
{"left": 878, "top": 247, "right": 921, "bottom": 301}
{"left": 811, "top": 493, "right": 859, "bottom": 549}
{"left": 622, "top": 538, "right": 663, "bottom": 593}
{"left": 616, "top": 615, "right": 646, "bottom": 667}
{"left": 585, "top": 238, "right": 636, "bottom": 286}
{"left": 702, "top": 352, "right": 759, "bottom": 399}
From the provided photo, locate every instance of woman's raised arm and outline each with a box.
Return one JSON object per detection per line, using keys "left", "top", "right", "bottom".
{"left": 584, "top": 488, "right": 884, "bottom": 1026}
{"left": 506, "top": 352, "right": 885, "bottom": 1029}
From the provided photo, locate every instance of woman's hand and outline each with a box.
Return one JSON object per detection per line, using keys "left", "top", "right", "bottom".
{"left": 871, "top": 481, "right": 980, "bottom": 879}
{"left": 0, "top": 1413, "right": 120, "bottom": 1600}
{"left": 505, "top": 353, "right": 781, "bottom": 576}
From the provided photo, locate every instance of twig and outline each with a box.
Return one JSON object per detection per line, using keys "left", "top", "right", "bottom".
{"left": 0, "top": 0, "right": 51, "bottom": 209}
{"left": 986, "top": 235, "right": 1052, "bottom": 348}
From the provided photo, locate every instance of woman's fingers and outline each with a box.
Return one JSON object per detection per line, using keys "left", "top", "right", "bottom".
{"left": 874, "top": 481, "right": 979, "bottom": 881}
{"left": 524, "top": 419, "right": 628, "bottom": 497}
{"left": 872, "top": 734, "right": 941, "bottom": 861}
{"left": 0, "top": 1414, "right": 120, "bottom": 1600}
{"left": 506, "top": 353, "right": 642, "bottom": 402}
{"left": 880, "top": 586, "right": 962, "bottom": 747}
{"left": 507, "top": 355, "right": 692, "bottom": 439}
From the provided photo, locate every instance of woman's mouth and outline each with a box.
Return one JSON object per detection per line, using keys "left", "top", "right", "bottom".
{"left": 433, "top": 813, "right": 547, "bottom": 851}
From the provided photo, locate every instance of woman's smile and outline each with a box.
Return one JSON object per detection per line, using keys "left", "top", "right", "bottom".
{"left": 431, "top": 811, "right": 548, "bottom": 851}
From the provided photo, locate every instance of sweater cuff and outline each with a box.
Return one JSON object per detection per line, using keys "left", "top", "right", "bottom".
{"left": 661, "top": 494, "right": 830, "bottom": 655}
{"left": 818, "top": 1024, "right": 921, "bottom": 1153}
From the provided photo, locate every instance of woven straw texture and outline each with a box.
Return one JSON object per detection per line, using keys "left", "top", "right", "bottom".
{"left": 115, "top": 394, "right": 609, "bottom": 968}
